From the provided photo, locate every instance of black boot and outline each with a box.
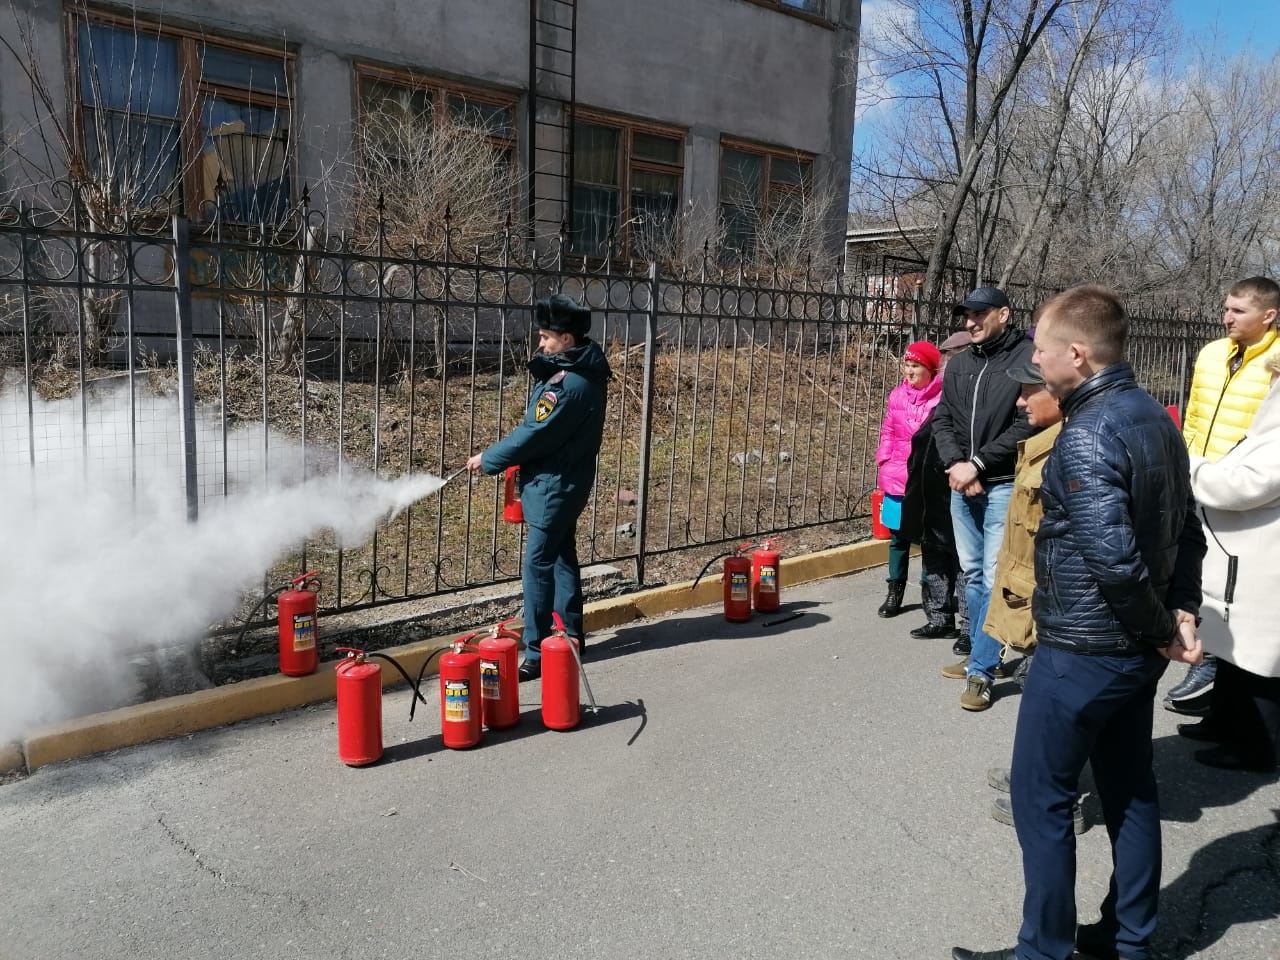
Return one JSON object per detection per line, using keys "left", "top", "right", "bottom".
{"left": 877, "top": 579, "right": 907, "bottom": 618}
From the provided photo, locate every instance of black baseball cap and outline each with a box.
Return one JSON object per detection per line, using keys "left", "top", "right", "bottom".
{"left": 1006, "top": 359, "right": 1045, "bottom": 386}
{"left": 953, "top": 286, "right": 1011, "bottom": 317}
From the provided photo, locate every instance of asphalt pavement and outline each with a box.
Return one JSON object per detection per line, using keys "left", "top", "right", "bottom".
{"left": 1, "top": 567, "right": 1277, "bottom": 960}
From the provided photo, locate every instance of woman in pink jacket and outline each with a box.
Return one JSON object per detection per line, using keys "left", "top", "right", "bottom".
{"left": 876, "top": 340, "right": 943, "bottom": 616}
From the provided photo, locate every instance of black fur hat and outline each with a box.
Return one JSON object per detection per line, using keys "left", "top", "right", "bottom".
{"left": 535, "top": 294, "right": 592, "bottom": 337}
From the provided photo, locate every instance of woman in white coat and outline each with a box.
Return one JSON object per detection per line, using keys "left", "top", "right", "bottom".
{"left": 1180, "top": 352, "right": 1280, "bottom": 773}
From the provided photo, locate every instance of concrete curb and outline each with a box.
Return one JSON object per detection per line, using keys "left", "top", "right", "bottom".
{"left": 7, "top": 539, "right": 886, "bottom": 775}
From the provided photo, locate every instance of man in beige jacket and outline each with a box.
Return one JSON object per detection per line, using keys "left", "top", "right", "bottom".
{"left": 973, "top": 359, "right": 1070, "bottom": 828}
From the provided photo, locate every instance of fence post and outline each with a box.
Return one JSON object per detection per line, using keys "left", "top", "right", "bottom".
{"left": 172, "top": 216, "right": 199, "bottom": 522}
{"left": 1176, "top": 335, "right": 1190, "bottom": 414}
{"left": 633, "top": 261, "right": 660, "bottom": 585}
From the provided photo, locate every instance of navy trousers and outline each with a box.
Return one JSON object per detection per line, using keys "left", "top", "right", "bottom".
{"left": 1011, "top": 644, "right": 1168, "bottom": 960}
{"left": 520, "top": 508, "right": 585, "bottom": 659}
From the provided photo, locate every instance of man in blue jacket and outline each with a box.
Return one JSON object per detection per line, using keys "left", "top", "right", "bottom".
{"left": 467, "top": 294, "right": 612, "bottom": 681}
{"left": 953, "top": 286, "right": 1206, "bottom": 960}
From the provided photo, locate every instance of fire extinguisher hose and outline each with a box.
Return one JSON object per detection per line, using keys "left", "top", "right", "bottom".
{"left": 365, "top": 653, "right": 431, "bottom": 714}
{"left": 690, "top": 552, "right": 732, "bottom": 590}
{"left": 690, "top": 540, "right": 757, "bottom": 590}
{"left": 230, "top": 585, "right": 290, "bottom": 653}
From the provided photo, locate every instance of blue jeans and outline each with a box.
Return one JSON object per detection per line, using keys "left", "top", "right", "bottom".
{"left": 949, "top": 484, "right": 1013, "bottom": 680}
{"left": 520, "top": 515, "right": 584, "bottom": 662}
{"left": 1012, "top": 645, "right": 1167, "bottom": 960}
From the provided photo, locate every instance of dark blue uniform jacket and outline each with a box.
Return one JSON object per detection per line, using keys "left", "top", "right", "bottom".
{"left": 480, "top": 339, "right": 612, "bottom": 529}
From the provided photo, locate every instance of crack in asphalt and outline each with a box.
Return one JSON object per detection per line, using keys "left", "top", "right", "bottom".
{"left": 1158, "top": 819, "right": 1280, "bottom": 960}
{"left": 155, "top": 812, "right": 228, "bottom": 884}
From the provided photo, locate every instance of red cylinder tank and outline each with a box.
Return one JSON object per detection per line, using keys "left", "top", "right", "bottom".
{"left": 335, "top": 650, "right": 383, "bottom": 766}
{"left": 540, "top": 632, "right": 581, "bottom": 731}
{"left": 723, "top": 553, "right": 752, "bottom": 622}
{"left": 478, "top": 619, "right": 521, "bottom": 730}
{"left": 439, "top": 643, "right": 483, "bottom": 749}
{"left": 277, "top": 572, "right": 320, "bottom": 676}
{"left": 752, "top": 542, "right": 781, "bottom": 614}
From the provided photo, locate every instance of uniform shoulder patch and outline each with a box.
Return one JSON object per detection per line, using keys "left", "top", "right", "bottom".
{"left": 534, "top": 391, "right": 560, "bottom": 422}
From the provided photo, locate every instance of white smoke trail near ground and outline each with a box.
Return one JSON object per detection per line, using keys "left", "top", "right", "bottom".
{"left": 0, "top": 380, "right": 447, "bottom": 742}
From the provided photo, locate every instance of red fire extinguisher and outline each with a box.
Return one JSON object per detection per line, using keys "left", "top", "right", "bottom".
{"left": 541, "top": 613, "right": 597, "bottom": 730}
{"left": 503, "top": 466, "right": 524, "bottom": 523}
{"left": 751, "top": 537, "right": 782, "bottom": 614}
{"left": 870, "top": 489, "right": 891, "bottom": 541}
{"left": 333, "top": 647, "right": 435, "bottom": 767}
{"left": 723, "top": 547, "right": 753, "bottom": 622}
{"left": 335, "top": 648, "right": 383, "bottom": 766}
{"left": 278, "top": 570, "right": 321, "bottom": 676}
{"left": 477, "top": 618, "right": 521, "bottom": 729}
{"left": 691, "top": 543, "right": 754, "bottom": 622}
{"left": 439, "top": 637, "right": 483, "bottom": 749}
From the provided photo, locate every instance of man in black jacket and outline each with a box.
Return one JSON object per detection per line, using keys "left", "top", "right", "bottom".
{"left": 932, "top": 287, "right": 1037, "bottom": 711}
{"left": 953, "top": 287, "right": 1206, "bottom": 960}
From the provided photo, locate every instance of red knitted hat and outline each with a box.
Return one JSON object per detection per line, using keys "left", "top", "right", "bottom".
{"left": 904, "top": 340, "right": 941, "bottom": 374}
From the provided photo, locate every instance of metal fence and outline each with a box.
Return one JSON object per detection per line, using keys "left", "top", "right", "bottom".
{"left": 0, "top": 192, "right": 1223, "bottom": 624}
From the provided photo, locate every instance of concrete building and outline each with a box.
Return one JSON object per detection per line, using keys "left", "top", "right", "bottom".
{"left": 0, "top": 0, "right": 860, "bottom": 261}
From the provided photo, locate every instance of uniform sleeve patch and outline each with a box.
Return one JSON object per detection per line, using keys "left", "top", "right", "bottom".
{"left": 535, "top": 392, "right": 560, "bottom": 422}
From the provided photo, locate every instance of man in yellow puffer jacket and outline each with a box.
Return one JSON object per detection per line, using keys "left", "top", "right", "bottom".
{"left": 1168, "top": 276, "right": 1280, "bottom": 714}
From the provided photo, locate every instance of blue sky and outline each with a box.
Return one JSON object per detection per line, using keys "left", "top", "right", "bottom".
{"left": 1171, "top": 0, "right": 1280, "bottom": 57}
{"left": 854, "top": 0, "right": 1280, "bottom": 161}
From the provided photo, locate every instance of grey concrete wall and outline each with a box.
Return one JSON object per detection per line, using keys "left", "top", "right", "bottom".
{"left": 0, "top": 4, "right": 74, "bottom": 197}
{"left": 578, "top": 0, "right": 842, "bottom": 155}
{"left": 0, "top": 0, "right": 857, "bottom": 256}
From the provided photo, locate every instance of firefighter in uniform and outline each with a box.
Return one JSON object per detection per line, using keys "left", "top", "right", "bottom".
{"left": 467, "top": 294, "right": 612, "bottom": 680}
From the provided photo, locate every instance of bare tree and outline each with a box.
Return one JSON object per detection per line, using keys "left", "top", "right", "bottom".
{"left": 325, "top": 89, "right": 526, "bottom": 373}
{"left": 860, "top": 0, "right": 1076, "bottom": 301}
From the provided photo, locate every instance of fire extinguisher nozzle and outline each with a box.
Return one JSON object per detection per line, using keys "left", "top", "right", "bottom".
{"left": 763, "top": 611, "right": 804, "bottom": 627}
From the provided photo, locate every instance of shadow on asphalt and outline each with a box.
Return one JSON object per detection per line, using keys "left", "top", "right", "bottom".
{"left": 584, "top": 600, "right": 832, "bottom": 665}
{"left": 1155, "top": 808, "right": 1280, "bottom": 958}
{"left": 379, "top": 698, "right": 648, "bottom": 764}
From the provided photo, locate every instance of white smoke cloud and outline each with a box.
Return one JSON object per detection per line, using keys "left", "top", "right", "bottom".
{"left": 0, "top": 379, "right": 447, "bottom": 742}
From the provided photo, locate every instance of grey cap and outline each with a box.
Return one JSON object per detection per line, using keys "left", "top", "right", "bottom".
{"left": 939, "top": 330, "right": 973, "bottom": 353}
{"left": 1006, "top": 359, "right": 1045, "bottom": 386}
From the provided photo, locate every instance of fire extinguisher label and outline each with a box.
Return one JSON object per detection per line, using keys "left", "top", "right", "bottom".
{"left": 731, "top": 571, "right": 749, "bottom": 601}
{"left": 758, "top": 565, "right": 778, "bottom": 593}
{"left": 480, "top": 660, "right": 500, "bottom": 700}
{"left": 292, "top": 614, "right": 316, "bottom": 651}
{"left": 444, "top": 679, "right": 471, "bottom": 722}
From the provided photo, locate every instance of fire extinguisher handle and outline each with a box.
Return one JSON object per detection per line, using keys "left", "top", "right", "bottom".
{"left": 292, "top": 570, "right": 321, "bottom": 590}
{"left": 495, "top": 617, "right": 521, "bottom": 634}
{"left": 335, "top": 646, "right": 364, "bottom": 658}
{"left": 551, "top": 612, "right": 565, "bottom": 633}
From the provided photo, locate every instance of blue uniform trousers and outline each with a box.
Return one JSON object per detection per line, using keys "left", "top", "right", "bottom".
{"left": 1011, "top": 644, "right": 1168, "bottom": 960}
{"left": 520, "top": 508, "right": 585, "bottom": 660}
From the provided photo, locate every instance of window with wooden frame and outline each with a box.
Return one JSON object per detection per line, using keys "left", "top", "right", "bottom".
{"left": 571, "top": 113, "right": 684, "bottom": 258}
{"left": 72, "top": 11, "right": 294, "bottom": 224}
{"left": 356, "top": 68, "right": 518, "bottom": 170}
{"left": 719, "top": 140, "right": 814, "bottom": 261}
